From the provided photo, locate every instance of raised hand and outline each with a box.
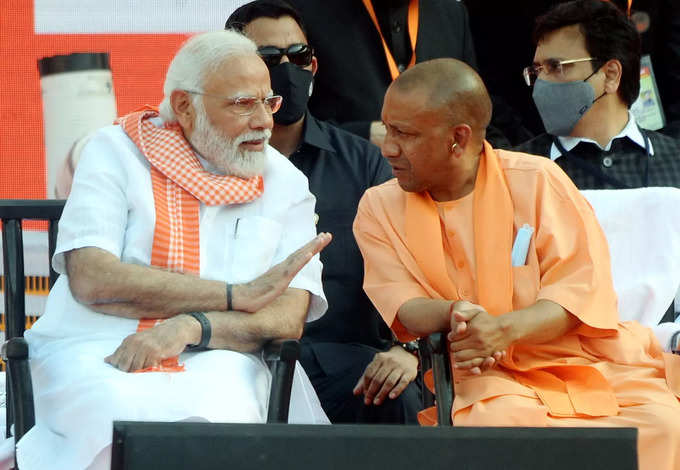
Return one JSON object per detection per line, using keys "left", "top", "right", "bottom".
{"left": 232, "top": 232, "right": 332, "bottom": 313}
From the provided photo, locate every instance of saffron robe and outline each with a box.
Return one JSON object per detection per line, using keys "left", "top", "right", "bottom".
{"left": 353, "top": 143, "right": 680, "bottom": 470}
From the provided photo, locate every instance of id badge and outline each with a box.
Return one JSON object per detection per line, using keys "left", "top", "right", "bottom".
{"left": 631, "top": 54, "right": 666, "bottom": 131}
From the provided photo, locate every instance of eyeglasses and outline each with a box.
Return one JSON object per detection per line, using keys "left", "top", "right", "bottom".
{"left": 184, "top": 90, "right": 283, "bottom": 116}
{"left": 257, "top": 43, "right": 313, "bottom": 68}
{"left": 522, "top": 57, "right": 601, "bottom": 86}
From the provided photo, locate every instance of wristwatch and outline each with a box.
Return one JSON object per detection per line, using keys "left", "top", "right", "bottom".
{"left": 392, "top": 339, "right": 419, "bottom": 354}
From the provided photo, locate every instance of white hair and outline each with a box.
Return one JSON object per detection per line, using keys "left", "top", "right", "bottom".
{"left": 159, "top": 30, "right": 257, "bottom": 122}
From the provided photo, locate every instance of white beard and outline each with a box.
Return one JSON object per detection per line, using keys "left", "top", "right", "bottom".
{"left": 190, "top": 107, "right": 270, "bottom": 178}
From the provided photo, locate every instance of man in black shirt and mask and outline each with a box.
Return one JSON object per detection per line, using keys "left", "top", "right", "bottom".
{"left": 226, "top": 0, "right": 422, "bottom": 424}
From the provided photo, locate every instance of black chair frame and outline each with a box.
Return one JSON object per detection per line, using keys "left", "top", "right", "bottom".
{"left": 417, "top": 332, "right": 453, "bottom": 426}
{"left": 1, "top": 199, "right": 63, "bottom": 445}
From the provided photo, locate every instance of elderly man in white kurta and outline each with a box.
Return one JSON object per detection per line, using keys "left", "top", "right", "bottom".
{"left": 17, "top": 30, "right": 331, "bottom": 470}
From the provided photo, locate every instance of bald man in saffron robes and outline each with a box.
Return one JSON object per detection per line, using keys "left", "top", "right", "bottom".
{"left": 353, "top": 58, "right": 680, "bottom": 470}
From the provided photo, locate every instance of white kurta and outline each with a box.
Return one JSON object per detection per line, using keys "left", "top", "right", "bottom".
{"left": 17, "top": 122, "right": 329, "bottom": 470}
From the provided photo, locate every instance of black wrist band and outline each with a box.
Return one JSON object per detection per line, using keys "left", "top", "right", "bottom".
{"left": 186, "top": 311, "right": 211, "bottom": 350}
{"left": 226, "top": 283, "right": 233, "bottom": 311}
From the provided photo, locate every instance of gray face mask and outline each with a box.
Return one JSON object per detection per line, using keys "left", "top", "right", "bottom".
{"left": 532, "top": 76, "right": 604, "bottom": 136}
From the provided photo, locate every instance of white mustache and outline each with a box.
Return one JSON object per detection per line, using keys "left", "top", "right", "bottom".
{"left": 235, "top": 129, "right": 272, "bottom": 146}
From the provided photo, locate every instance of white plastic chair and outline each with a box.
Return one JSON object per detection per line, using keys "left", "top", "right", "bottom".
{"left": 581, "top": 187, "right": 680, "bottom": 350}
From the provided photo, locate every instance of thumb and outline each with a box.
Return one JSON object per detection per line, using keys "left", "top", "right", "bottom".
{"left": 453, "top": 309, "right": 477, "bottom": 322}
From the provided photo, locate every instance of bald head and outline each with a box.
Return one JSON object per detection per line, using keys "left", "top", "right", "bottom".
{"left": 390, "top": 58, "right": 492, "bottom": 142}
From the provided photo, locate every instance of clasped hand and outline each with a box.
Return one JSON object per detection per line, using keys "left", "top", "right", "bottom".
{"left": 448, "top": 300, "right": 510, "bottom": 375}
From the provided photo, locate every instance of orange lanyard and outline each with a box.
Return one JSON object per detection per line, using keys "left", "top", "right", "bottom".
{"left": 361, "top": 0, "right": 419, "bottom": 81}
{"left": 604, "top": 0, "right": 632, "bottom": 16}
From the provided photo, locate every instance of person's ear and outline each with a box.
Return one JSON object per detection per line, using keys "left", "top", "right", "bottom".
{"left": 311, "top": 56, "right": 318, "bottom": 76}
{"left": 171, "top": 89, "right": 196, "bottom": 134}
{"left": 450, "top": 124, "right": 472, "bottom": 156}
{"left": 602, "top": 59, "right": 622, "bottom": 95}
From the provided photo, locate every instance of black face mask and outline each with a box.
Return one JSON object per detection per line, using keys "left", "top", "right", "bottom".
{"left": 269, "top": 62, "right": 313, "bottom": 125}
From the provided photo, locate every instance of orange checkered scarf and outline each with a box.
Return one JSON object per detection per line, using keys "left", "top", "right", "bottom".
{"left": 118, "top": 107, "right": 264, "bottom": 372}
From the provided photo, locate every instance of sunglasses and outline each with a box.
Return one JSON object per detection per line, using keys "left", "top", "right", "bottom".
{"left": 257, "top": 43, "right": 313, "bottom": 68}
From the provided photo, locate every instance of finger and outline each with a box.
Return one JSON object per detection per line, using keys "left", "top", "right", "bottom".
{"left": 355, "top": 358, "right": 380, "bottom": 400}
{"left": 129, "top": 349, "right": 148, "bottom": 373}
{"left": 454, "top": 356, "right": 485, "bottom": 370}
{"left": 105, "top": 342, "right": 125, "bottom": 365}
{"left": 143, "top": 349, "right": 163, "bottom": 371}
{"left": 388, "top": 374, "right": 414, "bottom": 400}
{"left": 281, "top": 233, "right": 333, "bottom": 280}
{"left": 373, "top": 369, "right": 403, "bottom": 405}
{"left": 493, "top": 351, "right": 503, "bottom": 361}
{"left": 447, "top": 324, "right": 468, "bottom": 343}
{"left": 450, "top": 335, "right": 479, "bottom": 352}
{"left": 364, "top": 366, "right": 390, "bottom": 405}
{"left": 449, "top": 303, "right": 464, "bottom": 329}
{"left": 450, "top": 300, "right": 474, "bottom": 313}
{"left": 114, "top": 349, "right": 134, "bottom": 372}
{"left": 448, "top": 318, "right": 469, "bottom": 342}
{"left": 481, "top": 356, "right": 496, "bottom": 369}
{"left": 453, "top": 310, "right": 478, "bottom": 323}
{"left": 115, "top": 340, "right": 139, "bottom": 372}
{"left": 361, "top": 358, "right": 380, "bottom": 383}
{"left": 352, "top": 374, "right": 366, "bottom": 396}
{"left": 453, "top": 348, "right": 486, "bottom": 362}
{"left": 130, "top": 340, "right": 162, "bottom": 372}
{"left": 104, "top": 353, "right": 116, "bottom": 367}
{"left": 290, "top": 233, "right": 332, "bottom": 265}
{"left": 312, "top": 232, "right": 333, "bottom": 253}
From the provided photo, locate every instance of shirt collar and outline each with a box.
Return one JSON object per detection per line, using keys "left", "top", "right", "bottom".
{"left": 549, "top": 110, "right": 654, "bottom": 160}
{"left": 299, "top": 111, "right": 336, "bottom": 154}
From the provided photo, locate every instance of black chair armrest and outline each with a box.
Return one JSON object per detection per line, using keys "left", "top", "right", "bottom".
{"left": 661, "top": 301, "right": 676, "bottom": 324}
{"left": 263, "top": 339, "right": 300, "bottom": 423}
{"left": 418, "top": 332, "right": 453, "bottom": 426}
{"left": 1, "top": 337, "right": 35, "bottom": 443}
{"left": 429, "top": 332, "right": 454, "bottom": 426}
{"left": 417, "top": 337, "right": 435, "bottom": 409}
{"left": 263, "top": 339, "right": 300, "bottom": 363}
